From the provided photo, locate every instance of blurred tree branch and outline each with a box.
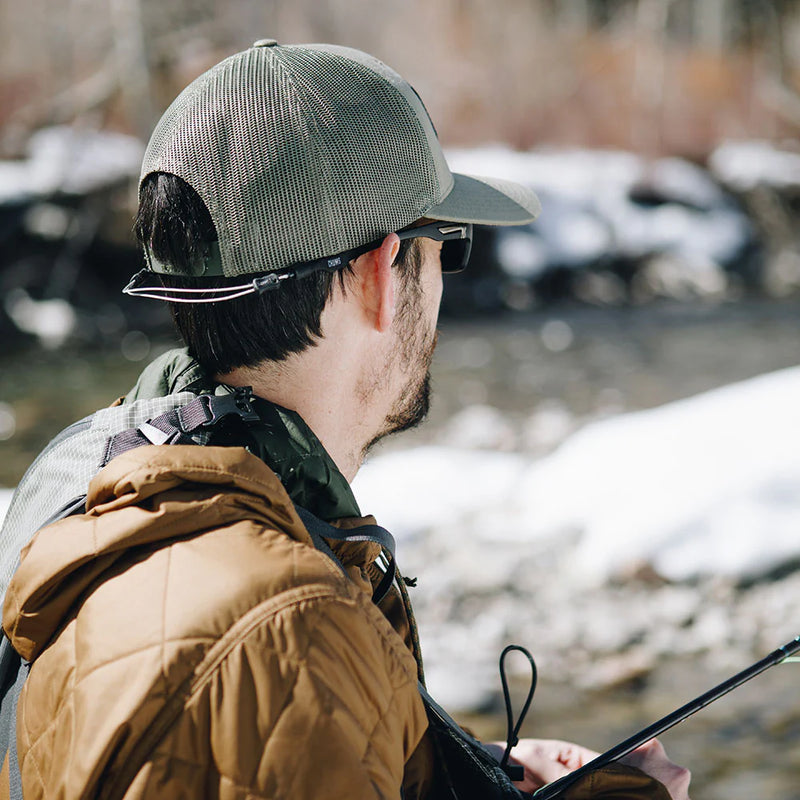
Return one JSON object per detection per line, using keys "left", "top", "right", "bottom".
{"left": 110, "top": 0, "right": 154, "bottom": 140}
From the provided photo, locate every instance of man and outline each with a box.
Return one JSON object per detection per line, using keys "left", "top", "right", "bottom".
{"left": 1, "top": 41, "right": 690, "bottom": 798}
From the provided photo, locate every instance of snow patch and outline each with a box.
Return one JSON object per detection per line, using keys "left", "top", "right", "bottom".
{"left": 0, "top": 491, "right": 12, "bottom": 529}
{"left": 447, "top": 146, "right": 753, "bottom": 283}
{"left": 0, "top": 125, "right": 143, "bottom": 204}
{"left": 710, "top": 140, "right": 800, "bottom": 191}
{"left": 355, "top": 366, "right": 800, "bottom": 585}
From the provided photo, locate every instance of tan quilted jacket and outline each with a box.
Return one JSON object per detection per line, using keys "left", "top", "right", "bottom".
{"left": 2, "top": 445, "right": 430, "bottom": 799}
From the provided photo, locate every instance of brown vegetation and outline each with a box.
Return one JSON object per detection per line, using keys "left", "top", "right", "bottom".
{"left": 2, "top": 0, "right": 800, "bottom": 159}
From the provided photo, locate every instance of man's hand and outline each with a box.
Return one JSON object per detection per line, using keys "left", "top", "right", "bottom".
{"left": 487, "top": 739, "right": 600, "bottom": 794}
{"left": 489, "top": 738, "right": 691, "bottom": 799}
{"left": 619, "top": 739, "right": 691, "bottom": 799}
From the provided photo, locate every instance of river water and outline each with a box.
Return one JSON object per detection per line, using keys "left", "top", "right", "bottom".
{"left": 2, "top": 299, "right": 799, "bottom": 798}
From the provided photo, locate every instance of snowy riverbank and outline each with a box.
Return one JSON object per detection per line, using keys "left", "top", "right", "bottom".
{"left": 356, "top": 366, "right": 800, "bottom": 585}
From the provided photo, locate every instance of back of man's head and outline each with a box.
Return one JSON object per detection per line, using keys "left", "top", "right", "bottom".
{"left": 135, "top": 172, "right": 422, "bottom": 373}
{"left": 129, "top": 40, "right": 541, "bottom": 374}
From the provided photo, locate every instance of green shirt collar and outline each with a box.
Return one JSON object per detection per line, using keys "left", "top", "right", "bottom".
{"left": 124, "top": 348, "right": 361, "bottom": 521}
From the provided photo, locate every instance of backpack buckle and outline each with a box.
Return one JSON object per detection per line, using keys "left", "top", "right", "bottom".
{"left": 198, "top": 388, "right": 260, "bottom": 427}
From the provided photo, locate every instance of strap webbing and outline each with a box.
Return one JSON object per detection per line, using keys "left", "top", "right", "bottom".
{"left": 101, "top": 388, "right": 260, "bottom": 467}
{"left": 0, "top": 636, "right": 28, "bottom": 800}
{"left": 294, "top": 506, "right": 397, "bottom": 604}
{"left": 0, "top": 637, "right": 19, "bottom": 761}
{"left": 419, "top": 681, "right": 525, "bottom": 800}
{"left": 7, "top": 660, "right": 26, "bottom": 800}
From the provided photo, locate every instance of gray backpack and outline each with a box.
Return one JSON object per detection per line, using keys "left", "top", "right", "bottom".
{"left": 0, "top": 391, "right": 206, "bottom": 596}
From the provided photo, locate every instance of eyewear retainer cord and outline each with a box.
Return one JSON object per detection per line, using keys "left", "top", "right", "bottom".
{"left": 125, "top": 221, "right": 472, "bottom": 304}
{"left": 122, "top": 270, "right": 296, "bottom": 304}
{"left": 499, "top": 644, "right": 538, "bottom": 782}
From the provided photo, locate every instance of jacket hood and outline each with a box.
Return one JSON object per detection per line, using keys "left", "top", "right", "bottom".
{"left": 3, "top": 445, "right": 313, "bottom": 661}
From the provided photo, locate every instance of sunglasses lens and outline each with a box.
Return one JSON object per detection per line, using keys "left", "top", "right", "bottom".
{"left": 441, "top": 236, "right": 472, "bottom": 274}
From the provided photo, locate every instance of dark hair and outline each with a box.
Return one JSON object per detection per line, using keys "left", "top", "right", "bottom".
{"left": 134, "top": 173, "right": 421, "bottom": 374}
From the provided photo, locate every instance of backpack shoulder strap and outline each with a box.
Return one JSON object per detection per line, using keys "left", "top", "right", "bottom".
{"left": 100, "top": 388, "right": 260, "bottom": 467}
{"left": 0, "top": 391, "right": 199, "bottom": 597}
{"left": 293, "top": 505, "right": 397, "bottom": 604}
{"left": 0, "top": 636, "right": 28, "bottom": 800}
{"left": 418, "top": 682, "right": 525, "bottom": 800}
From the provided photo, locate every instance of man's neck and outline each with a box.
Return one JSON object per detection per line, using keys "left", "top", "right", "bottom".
{"left": 217, "top": 356, "right": 378, "bottom": 483}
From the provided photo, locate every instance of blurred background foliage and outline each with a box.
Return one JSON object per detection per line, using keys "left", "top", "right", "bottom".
{"left": 3, "top": 0, "right": 800, "bottom": 155}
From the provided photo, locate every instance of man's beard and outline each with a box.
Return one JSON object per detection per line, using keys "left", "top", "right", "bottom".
{"left": 382, "top": 354, "right": 434, "bottom": 435}
{"left": 362, "top": 325, "right": 438, "bottom": 458}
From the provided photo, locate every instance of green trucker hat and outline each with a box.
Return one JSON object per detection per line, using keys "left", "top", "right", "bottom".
{"left": 136, "top": 39, "right": 541, "bottom": 281}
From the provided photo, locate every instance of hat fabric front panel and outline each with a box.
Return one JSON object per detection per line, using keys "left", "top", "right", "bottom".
{"left": 140, "top": 43, "right": 447, "bottom": 277}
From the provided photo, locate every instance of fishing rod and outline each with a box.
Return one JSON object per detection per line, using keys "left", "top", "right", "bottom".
{"left": 532, "top": 635, "right": 800, "bottom": 800}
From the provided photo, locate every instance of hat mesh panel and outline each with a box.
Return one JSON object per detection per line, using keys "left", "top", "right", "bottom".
{"left": 141, "top": 45, "right": 442, "bottom": 276}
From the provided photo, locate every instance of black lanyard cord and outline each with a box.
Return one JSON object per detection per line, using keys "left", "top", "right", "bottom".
{"left": 499, "top": 644, "right": 538, "bottom": 781}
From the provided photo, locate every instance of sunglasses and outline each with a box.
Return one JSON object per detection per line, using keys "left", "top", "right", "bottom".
{"left": 395, "top": 221, "right": 473, "bottom": 274}
{"left": 125, "top": 221, "right": 472, "bottom": 304}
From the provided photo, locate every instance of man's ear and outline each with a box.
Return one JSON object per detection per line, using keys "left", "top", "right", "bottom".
{"left": 352, "top": 233, "right": 400, "bottom": 332}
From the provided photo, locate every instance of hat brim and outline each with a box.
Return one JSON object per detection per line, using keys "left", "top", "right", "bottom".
{"left": 426, "top": 173, "right": 541, "bottom": 226}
